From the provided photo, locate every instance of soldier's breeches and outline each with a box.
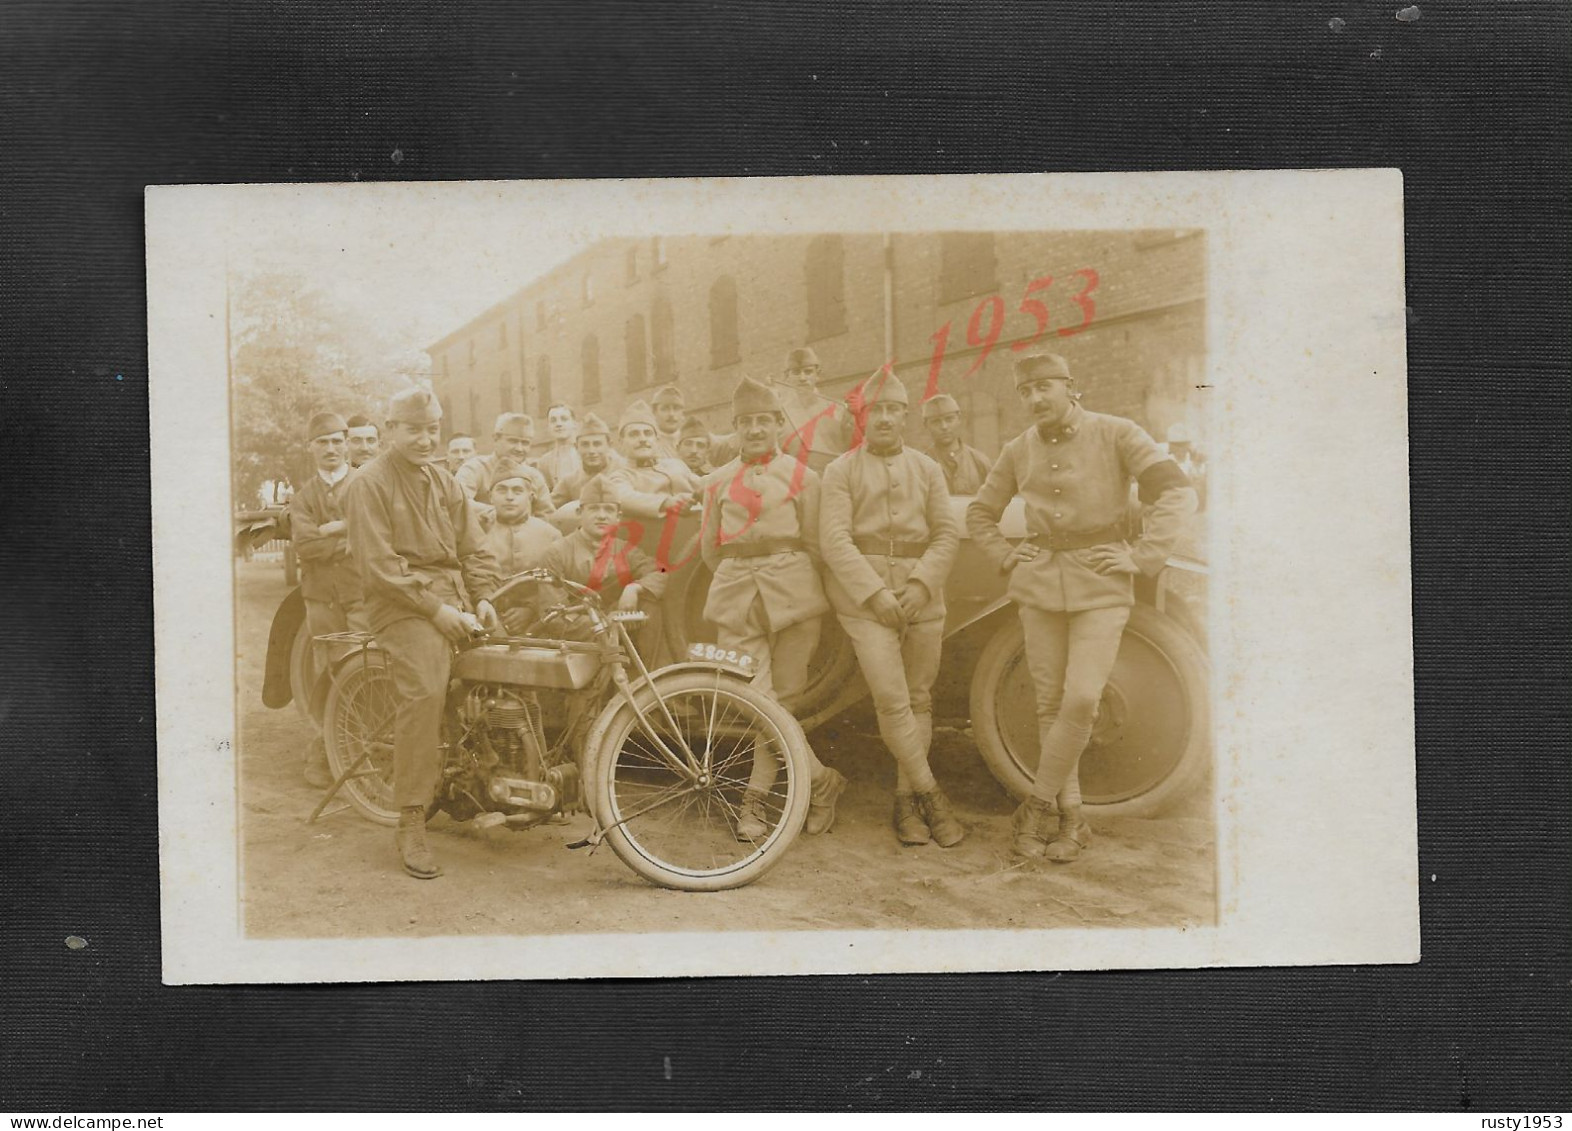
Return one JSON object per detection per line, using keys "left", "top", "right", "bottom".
{"left": 717, "top": 610, "right": 826, "bottom": 791}
{"left": 838, "top": 615, "right": 943, "bottom": 791}
{"left": 1018, "top": 605, "right": 1130, "bottom": 804}
{"left": 377, "top": 616, "right": 454, "bottom": 810}
{"left": 304, "top": 597, "right": 348, "bottom": 638}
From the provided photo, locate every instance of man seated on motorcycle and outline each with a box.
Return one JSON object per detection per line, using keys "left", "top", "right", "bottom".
{"left": 343, "top": 386, "right": 503, "bottom": 881}
{"left": 482, "top": 468, "right": 563, "bottom": 635}
{"left": 535, "top": 475, "right": 670, "bottom": 652}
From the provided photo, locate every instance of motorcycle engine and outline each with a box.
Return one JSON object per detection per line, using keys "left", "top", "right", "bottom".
{"left": 440, "top": 684, "right": 581, "bottom": 825}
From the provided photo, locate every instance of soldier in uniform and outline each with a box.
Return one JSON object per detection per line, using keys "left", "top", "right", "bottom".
{"left": 549, "top": 411, "right": 617, "bottom": 508}
{"left": 537, "top": 475, "right": 670, "bottom": 653}
{"left": 606, "top": 399, "right": 699, "bottom": 521}
{"left": 711, "top": 346, "right": 853, "bottom": 472}
{"left": 819, "top": 374, "right": 964, "bottom": 846}
{"left": 343, "top": 388, "right": 503, "bottom": 879}
{"left": 445, "top": 433, "right": 476, "bottom": 475}
{"left": 650, "top": 384, "right": 688, "bottom": 463}
{"left": 455, "top": 412, "right": 555, "bottom": 523}
{"left": 676, "top": 415, "right": 714, "bottom": 479}
{"left": 482, "top": 469, "right": 563, "bottom": 633}
{"left": 289, "top": 411, "right": 369, "bottom": 788}
{"left": 700, "top": 376, "right": 847, "bottom": 839}
{"left": 345, "top": 414, "right": 380, "bottom": 469}
{"left": 920, "top": 393, "right": 993, "bottom": 496}
{"left": 533, "top": 402, "right": 583, "bottom": 492}
{"left": 966, "top": 354, "right": 1197, "bottom": 863}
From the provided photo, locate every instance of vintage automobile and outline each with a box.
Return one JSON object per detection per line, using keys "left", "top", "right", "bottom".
{"left": 241, "top": 493, "right": 1210, "bottom": 818}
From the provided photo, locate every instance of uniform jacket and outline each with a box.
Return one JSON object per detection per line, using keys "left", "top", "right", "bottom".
{"left": 455, "top": 453, "right": 555, "bottom": 514}
{"left": 289, "top": 466, "right": 364, "bottom": 606}
{"left": 965, "top": 403, "right": 1197, "bottom": 613}
{"left": 699, "top": 451, "right": 829, "bottom": 633}
{"left": 530, "top": 443, "right": 582, "bottom": 492}
{"left": 924, "top": 441, "right": 994, "bottom": 497}
{"left": 483, "top": 515, "right": 563, "bottom": 577}
{"left": 343, "top": 452, "right": 503, "bottom": 632}
{"left": 819, "top": 445, "right": 960, "bottom": 624}
{"left": 539, "top": 526, "right": 672, "bottom": 608}
{"left": 604, "top": 457, "right": 698, "bottom": 520}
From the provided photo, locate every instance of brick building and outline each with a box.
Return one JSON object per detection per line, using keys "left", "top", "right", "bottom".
{"left": 427, "top": 230, "right": 1206, "bottom": 457}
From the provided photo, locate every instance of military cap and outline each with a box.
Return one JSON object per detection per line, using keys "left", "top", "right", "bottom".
{"left": 578, "top": 474, "right": 620, "bottom": 507}
{"left": 784, "top": 346, "right": 821, "bottom": 371}
{"left": 577, "top": 412, "right": 611, "bottom": 441}
{"left": 652, "top": 384, "right": 686, "bottom": 407}
{"left": 731, "top": 376, "right": 782, "bottom": 419}
{"left": 492, "top": 467, "right": 532, "bottom": 487}
{"left": 306, "top": 411, "right": 349, "bottom": 441}
{"left": 921, "top": 393, "right": 961, "bottom": 419}
{"left": 618, "top": 399, "right": 657, "bottom": 433}
{"left": 493, "top": 412, "right": 534, "bottom": 439}
{"left": 387, "top": 387, "right": 442, "bottom": 425}
{"left": 345, "top": 413, "right": 377, "bottom": 432}
{"left": 1013, "top": 352, "right": 1073, "bottom": 385}
{"left": 859, "top": 369, "right": 909, "bottom": 407}
{"left": 678, "top": 415, "right": 710, "bottom": 441}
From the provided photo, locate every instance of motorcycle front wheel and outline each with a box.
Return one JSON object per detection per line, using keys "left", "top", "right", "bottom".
{"left": 321, "top": 655, "right": 401, "bottom": 826}
{"left": 589, "top": 669, "right": 812, "bottom": 892}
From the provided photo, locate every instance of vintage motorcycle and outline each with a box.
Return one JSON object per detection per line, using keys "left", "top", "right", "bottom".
{"left": 312, "top": 567, "right": 813, "bottom": 891}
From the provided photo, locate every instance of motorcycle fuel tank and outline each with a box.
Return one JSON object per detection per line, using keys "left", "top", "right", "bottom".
{"left": 453, "top": 641, "right": 600, "bottom": 690}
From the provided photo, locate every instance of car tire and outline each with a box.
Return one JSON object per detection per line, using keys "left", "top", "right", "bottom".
{"left": 969, "top": 603, "right": 1210, "bottom": 818}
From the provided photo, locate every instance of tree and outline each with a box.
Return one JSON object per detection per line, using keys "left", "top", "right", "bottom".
{"left": 229, "top": 271, "right": 417, "bottom": 507}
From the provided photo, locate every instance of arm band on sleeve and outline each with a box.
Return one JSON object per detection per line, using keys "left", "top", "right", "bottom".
{"left": 1137, "top": 459, "right": 1191, "bottom": 504}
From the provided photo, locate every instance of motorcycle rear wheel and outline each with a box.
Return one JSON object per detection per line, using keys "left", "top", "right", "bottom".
{"left": 322, "top": 656, "right": 401, "bottom": 826}
{"left": 590, "top": 669, "right": 812, "bottom": 892}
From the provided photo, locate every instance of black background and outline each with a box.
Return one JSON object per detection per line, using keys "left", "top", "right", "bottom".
{"left": 1, "top": 0, "right": 1568, "bottom": 1112}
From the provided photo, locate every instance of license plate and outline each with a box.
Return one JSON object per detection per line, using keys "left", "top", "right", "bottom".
{"left": 688, "top": 642, "right": 758, "bottom": 674}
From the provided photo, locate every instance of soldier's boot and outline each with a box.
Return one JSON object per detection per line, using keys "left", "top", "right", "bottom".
{"left": 916, "top": 786, "right": 965, "bottom": 848}
{"left": 803, "top": 766, "right": 847, "bottom": 836}
{"left": 892, "top": 793, "right": 931, "bottom": 846}
{"left": 1044, "top": 805, "right": 1092, "bottom": 864}
{"left": 1010, "top": 796, "right": 1059, "bottom": 860}
{"left": 734, "top": 790, "right": 770, "bottom": 842}
{"left": 303, "top": 736, "right": 334, "bottom": 790}
{"left": 395, "top": 806, "right": 443, "bottom": 879}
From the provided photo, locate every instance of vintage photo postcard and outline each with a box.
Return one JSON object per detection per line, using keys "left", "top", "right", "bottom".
{"left": 147, "top": 171, "right": 1416, "bottom": 984}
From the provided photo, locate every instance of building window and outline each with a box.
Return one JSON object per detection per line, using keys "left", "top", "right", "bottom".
{"left": 536, "top": 356, "right": 552, "bottom": 418}
{"left": 652, "top": 236, "right": 668, "bottom": 271}
{"left": 805, "top": 235, "right": 847, "bottom": 341}
{"left": 709, "top": 276, "right": 740, "bottom": 368}
{"left": 535, "top": 300, "right": 547, "bottom": 331}
{"left": 582, "top": 334, "right": 601, "bottom": 403}
{"left": 652, "top": 296, "right": 676, "bottom": 383}
{"left": 468, "top": 388, "right": 480, "bottom": 434}
{"left": 625, "top": 313, "right": 648, "bottom": 388}
{"left": 498, "top": 367, "right": 512, "bottom": 413}
{"left": 939, "top": 232, "right": 997, "bottom": 304}
{"left": 626, "top": 246, "right": 639, "bottom": 284}
{"left": 582, "top": 273, "right": 595, "bottom": 308}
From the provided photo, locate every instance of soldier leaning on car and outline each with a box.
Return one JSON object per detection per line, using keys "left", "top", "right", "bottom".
{"left": 818, "top": 371, "right": 964, "bottom": 847}
{"left": 966, "top": 353, "right": 1197, "bottom": 863}
{"left": 343, "top": 387, "right": 504, "bottom": 880}
{"left": 699, "top": 375, "right": 847, "bottom": 840}
{"left": 455, "top": 412, "right": 556, "bottom": 524}
{"left": 289, "top": 410, "right": 369, "bottom": 788}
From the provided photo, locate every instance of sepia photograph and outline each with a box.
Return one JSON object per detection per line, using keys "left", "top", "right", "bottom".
{"left": 148, "top": 172, "right": 1416, "bottom": 982}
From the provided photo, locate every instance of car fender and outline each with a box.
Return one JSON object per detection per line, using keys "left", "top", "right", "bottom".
{"left": 262, "top": 587, "right": 306, "bottom": 709}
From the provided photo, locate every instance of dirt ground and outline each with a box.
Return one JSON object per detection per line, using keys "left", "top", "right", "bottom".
{"left": 235, "top": 560, "right": 1216, "bottom": 938}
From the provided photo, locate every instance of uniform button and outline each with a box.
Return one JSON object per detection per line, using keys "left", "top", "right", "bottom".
{"left": 1050, "top": 464, "right": 1059, "bottom": 470}
{"left": 1052, "top": 489, "right": 1061, "bottom": 495}
{"left": 1054, "top": 512, "right": 1063, "bottom": 519}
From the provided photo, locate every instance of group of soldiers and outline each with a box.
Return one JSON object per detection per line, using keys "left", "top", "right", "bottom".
{"left": 286, "top": 344, "right": 1197, "bottom": 881}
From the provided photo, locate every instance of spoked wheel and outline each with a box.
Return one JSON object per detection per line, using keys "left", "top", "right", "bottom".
{"left": 590, "top": 669, "right": 812, "bottom": 891}
{"left": 321, "top": 654, "right": 401, "bottom": 826}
